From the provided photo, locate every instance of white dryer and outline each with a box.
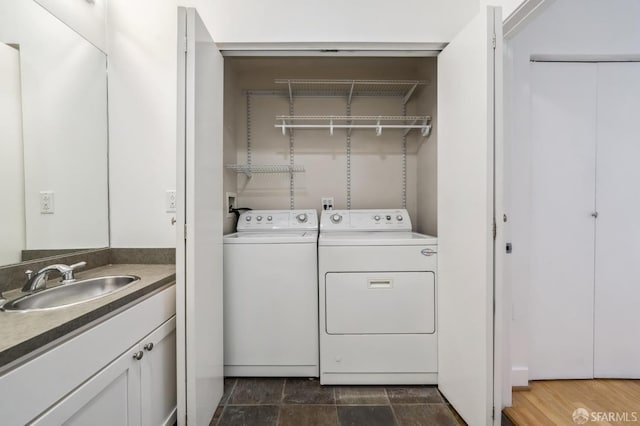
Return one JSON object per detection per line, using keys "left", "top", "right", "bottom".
{"left": 319, "top": 209, "right": 438, "bottom": 385}
{"left": 223, "top": 209, "right": 318, "bottom": 377}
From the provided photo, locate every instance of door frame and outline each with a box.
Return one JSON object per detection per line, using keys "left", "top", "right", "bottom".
{"left": 180, "top": 8, "right": 514, "bottom": 425}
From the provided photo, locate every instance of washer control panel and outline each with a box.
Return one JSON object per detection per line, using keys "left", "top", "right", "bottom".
{"left": 238, "top": 209, "right": 318, "bottom": 231}
{"left": 320, "top": 209, "right": 412, "bottom": 232}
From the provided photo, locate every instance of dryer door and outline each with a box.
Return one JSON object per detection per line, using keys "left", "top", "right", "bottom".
{"left": 325, "top": 272, "right": 435, "bottom": 335}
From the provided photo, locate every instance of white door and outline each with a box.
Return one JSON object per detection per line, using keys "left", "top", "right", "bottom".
{"left": 176, "top": 7, "right": 225, "bottom": 425}
{"left": 594, "top": 62, "right": 640, "bottom": 378}
{"left": 437, "top": 6, "right": 502, "bottom": 425}
{"left": 528, "top": 62, "right": 597, "bottom": 380}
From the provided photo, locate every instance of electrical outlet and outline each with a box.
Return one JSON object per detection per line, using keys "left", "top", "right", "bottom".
{"left": 226, "top": 192, "right": 237, "bottom": 218}
{"left": 40, "top": 191, "right": 55, "bottom": 214}
{"left": 321, "top": 197, "right": 334, "bottom": 211}
{"left": 166, "top": 190, "right": 176, "bottom": 213}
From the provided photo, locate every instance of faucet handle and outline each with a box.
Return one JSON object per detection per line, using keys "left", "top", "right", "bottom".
{"left": 25, "top": 270, "right": 34, "bottom": 280}
{"left": 60, "top": 261, "right": 87, "bottom": 283}
{"left": 70, "top": 261, "right": 87, "bottom": 271}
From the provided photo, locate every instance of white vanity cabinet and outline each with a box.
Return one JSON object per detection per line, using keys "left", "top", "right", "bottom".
{"left": 34, "top": 317, "right": 176, "bottom": 426}
{"left": 0, "top": 284, "right": 176, "bottom": 425}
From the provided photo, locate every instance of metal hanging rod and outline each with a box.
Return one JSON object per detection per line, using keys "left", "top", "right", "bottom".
{"left": 275, "top": 115, "right": 432, "bottom": 137}
{"left": 225, "top": 164, "right": 305, "bottom": 178}
{"left": 273, "top": 79, "right": 428, "bottom": 104}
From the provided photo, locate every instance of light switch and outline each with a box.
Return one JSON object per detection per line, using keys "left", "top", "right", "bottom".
{"left": 40, "top": 191, "right": 54, "bottom": 214}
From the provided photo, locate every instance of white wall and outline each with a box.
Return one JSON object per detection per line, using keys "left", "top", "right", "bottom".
{"left": 416, "top": 59, "right": 438, "bottom": 236}
{"left": 505, "top": 0, "right": 640, "bottom": 386}
{"left": 223, "top": 61, "right": 238, "bottom": 234}
{"left": 107, "top": 0, "right": 179, "bottom": 247}
{"left": 0, "top": 0, "right": 109, "bottom": 252}
{"left": 106, "top": 0, "right": 520, "bottom": 247}
{"left": 0, "top": 43, "right": 25, "bottom": 265}
{"left": 192, "top": 0, "right": 479, "bottom": 45}
{"left": 34, "top": 0, "right": 106, "bottom": 52}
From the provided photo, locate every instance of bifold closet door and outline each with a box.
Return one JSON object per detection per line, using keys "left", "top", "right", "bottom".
{"left": 594, "top": 62, "right": 640, "bottom": 378}
{"left": 528, "top": 62, "right": 597, "bottom": 380}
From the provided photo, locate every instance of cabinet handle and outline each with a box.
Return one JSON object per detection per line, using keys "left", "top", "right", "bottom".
{"left": 144, "top": 342, "right": 154, "bottom": 351}
{"left": 133, "top": 351, "right": 144, "bottom": 360}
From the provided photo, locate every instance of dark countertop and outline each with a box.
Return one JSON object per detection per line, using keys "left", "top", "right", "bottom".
{"left": 0, "top": 264, "right": 176, "bottom": 370}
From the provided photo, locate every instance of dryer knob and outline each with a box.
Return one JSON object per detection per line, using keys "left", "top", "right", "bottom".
{"left": 267, "top": 216, "right": 272, "bottom": 221}
{"left": 386, "top": 215, "right": 391, "bottom": 221}
{"left": 374, "top": 215, "right": 381, "bottom": 221}
{"left": 330, "top": 214, "right": 342, "bottom": 224}
{"left": 245, "top": 216, "right": 252, "bottom": 221}
{"left": 396, "top": 215, "right": 403, "bottom": 221}
{"left": 256, "top": 216, "right": 263, "bottom": 221}
{"left": 296, "top": 213, "right": 308, "bottom": 223}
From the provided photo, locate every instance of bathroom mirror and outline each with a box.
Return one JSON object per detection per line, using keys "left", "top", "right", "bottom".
{"left": 0, "top": 0, "right": 109, "bottom": 267}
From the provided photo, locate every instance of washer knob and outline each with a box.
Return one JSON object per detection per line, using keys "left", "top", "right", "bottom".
{"left": 374, "top": 215, "right": 381, "bottom": 221}
{"left": 330, "top": 214, "right": 342, "bottom": 224}
{"left": 256, "top": 216, "right": 263, "bottom": 221}
{"left": 267, "top": 216, "right": 272, "bottom": 221}
{"left": 296, "top": 213, "right": 308, "bottom": 223}
{"left": 396, "top": 215, "right": 403, "bottom": 221}
{"left": 386, "top": 215, "right": 391, "bottom": 221}
{"left": 245, "top": 216, "right": 252, "bottom": 221}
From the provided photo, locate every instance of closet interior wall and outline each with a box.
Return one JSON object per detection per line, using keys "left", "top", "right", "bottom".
{"left": 223, "top": 57, "right": 437, "bottom": 231}
{"left": 223, "top": 60, "right": 238, "bottom": 234}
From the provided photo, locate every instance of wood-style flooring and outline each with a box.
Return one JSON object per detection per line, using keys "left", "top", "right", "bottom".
{"left": 504, "top": 380, "right": 640, "bottom": 425}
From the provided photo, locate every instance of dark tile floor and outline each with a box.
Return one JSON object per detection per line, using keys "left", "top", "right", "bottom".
{"left": 210, "top": 378, "right": 467, "bottom": 426}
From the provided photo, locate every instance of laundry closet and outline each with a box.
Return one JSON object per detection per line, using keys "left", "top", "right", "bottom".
{"left": 221, "top": 57, "right": 437, "bottom": 235}
{"left": 176, "top": 7, "right": 502, "bottom": 425}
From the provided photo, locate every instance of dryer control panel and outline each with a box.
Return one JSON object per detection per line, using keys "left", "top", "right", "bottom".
{"left": 320, "top": 209, "right": 412, "bottom": 232}
{"left": 237, "top": 209, "right": 318, "bottom": 231}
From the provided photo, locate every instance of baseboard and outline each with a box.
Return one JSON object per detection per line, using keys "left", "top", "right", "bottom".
{"left": 512, "top": 366, "right": 529, "bottom": 387}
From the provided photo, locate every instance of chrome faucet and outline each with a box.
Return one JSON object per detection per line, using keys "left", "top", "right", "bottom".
{"left": 22, "top": 261, "right": 87, "bottom": 293}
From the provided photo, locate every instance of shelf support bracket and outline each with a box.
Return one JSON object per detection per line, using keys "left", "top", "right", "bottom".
{"left": 403, "top": 118, "right": 419, "bottom": 137}
{"left": 403, "top": 83, "right": 418, "bottom": 105}
{"left": 376, "top": 118, "right": 382, "bottom": 136}
{"left": 348, "top": 80, "right": 355, "bottom": 105}
{"left": 329, "top": 119, "right": 334, "bottom": 136}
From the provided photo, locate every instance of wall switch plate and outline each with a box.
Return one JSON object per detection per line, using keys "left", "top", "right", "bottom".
{"left": 40, "top": 191, "right": 55, "bottom": 214}
{"left": 226, "top": 192, "right": 237, "bottom": 218}
{"left": 166, "top": 190, "right": 177, "bottom": 213}
{"left": 321, "top": 197, "right": 334, "bottom": 211}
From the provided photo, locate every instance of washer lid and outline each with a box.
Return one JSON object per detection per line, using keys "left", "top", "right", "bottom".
{"left": 318, "top": 231, "right": 437, "bottom": 246}
{"left": 224, "top": 231, "right": 318, "bottom": 244}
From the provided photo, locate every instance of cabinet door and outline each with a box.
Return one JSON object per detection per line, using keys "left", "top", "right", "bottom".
{"left": 141, "top": 316, "right": 177, "bottom": 425}
{"left": 437, "top": 6, "right": 502, "bottom": 425}
{"left": 32, "top": 344, "right": 142, "bottom": 426}
{"left": 594, "top": 62, "right": 640, "bottom": 378}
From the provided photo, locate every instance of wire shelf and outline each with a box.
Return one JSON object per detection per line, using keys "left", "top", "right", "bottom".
{"left": 274, "top": 79, "right": 428, "bottom": 104}
{"left": 275, "top": 115, "right": 432, "bottom": 137}
{"left": 226, "top": 164, "right": 305, "bottom": 178}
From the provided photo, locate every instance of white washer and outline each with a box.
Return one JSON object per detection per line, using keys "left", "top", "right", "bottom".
{"left": 223, "top": 209, "right": 318, "bottom": 377}
{"left": 319, "top": 209, "right": 438, "bottom": 385}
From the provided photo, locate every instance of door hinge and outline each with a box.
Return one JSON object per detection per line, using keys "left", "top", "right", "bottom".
{"left": 184, "top": 224, "right": 187, "bottom": 240}
{"left": 184, "top": 36, "right": 188, "bottom": 53}
{"left": 492, "top": 33, "right": 497, "bottom": 49}
{"left": 493, "top": 221, "right": 497, "bottom": 240}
